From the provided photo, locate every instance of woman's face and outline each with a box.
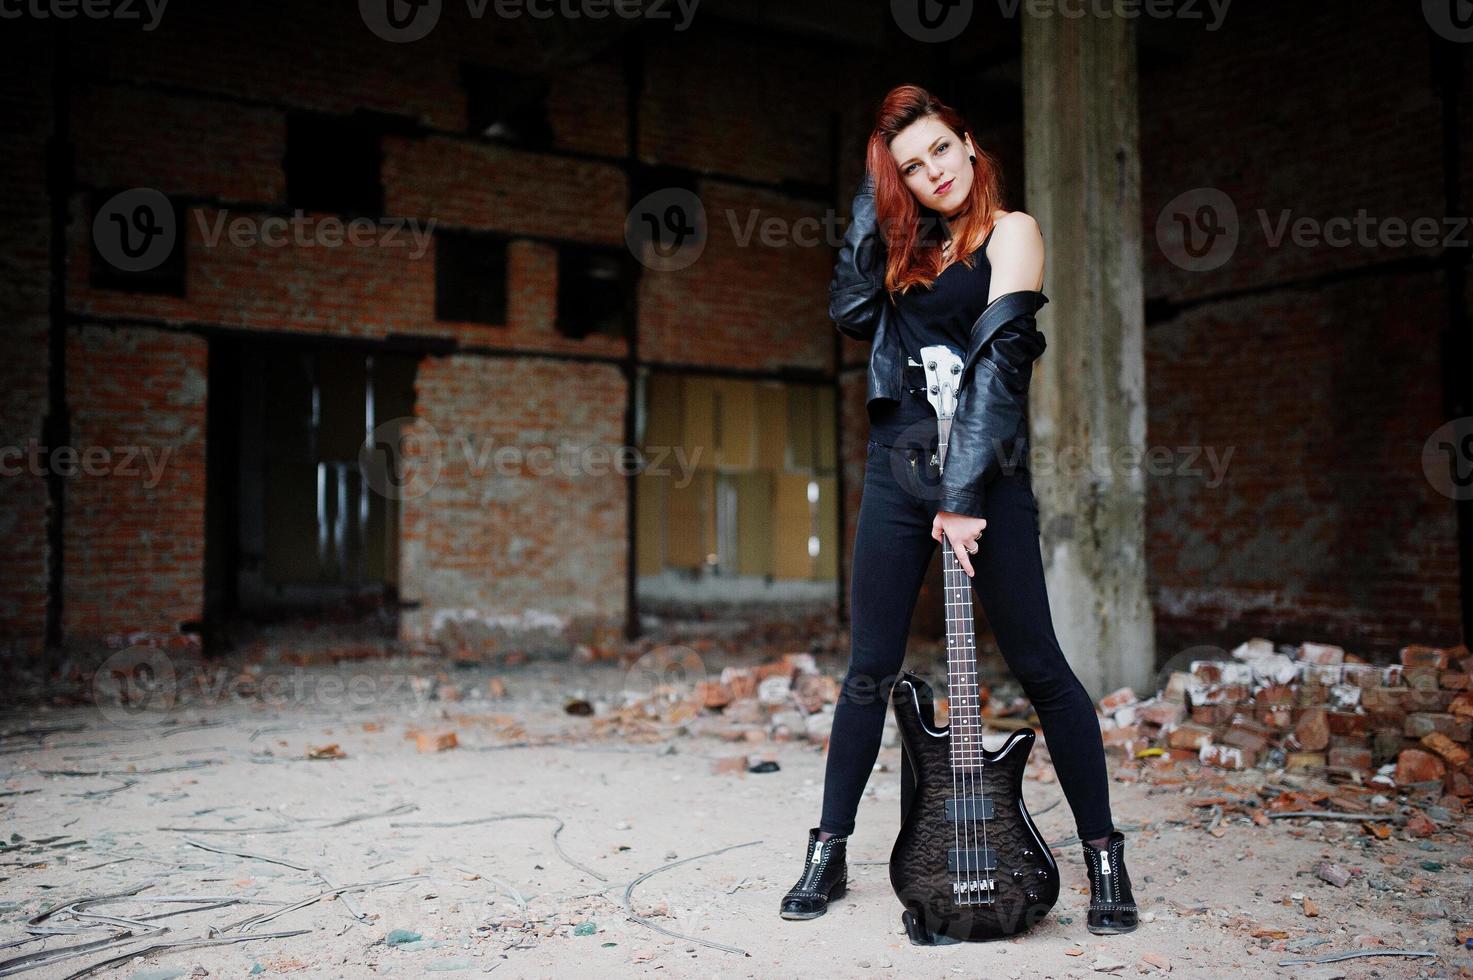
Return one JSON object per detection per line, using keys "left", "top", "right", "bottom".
{"left": 888, "top": 116, "right": 974, "bottom": 219}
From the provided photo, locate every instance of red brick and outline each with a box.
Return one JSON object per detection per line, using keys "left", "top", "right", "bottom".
{"left": 1394, "top": 748, "right": 1446, "bottom": 785}
{"left": 1404, "top": 713, "right": 1472, "bottom": 742}
{"left": 1400, "top": 644, "right": 1450, "bottom": 669}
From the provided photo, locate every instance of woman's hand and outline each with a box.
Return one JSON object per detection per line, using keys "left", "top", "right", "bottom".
{"left": 932, "top": 510, "right": 987, "bottom": 577}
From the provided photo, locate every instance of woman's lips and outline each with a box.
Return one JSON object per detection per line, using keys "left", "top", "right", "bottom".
{"left": 935, "top": 178, "right": 954, "bottom": 196}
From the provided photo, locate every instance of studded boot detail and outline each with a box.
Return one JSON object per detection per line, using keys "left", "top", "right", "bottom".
{"left": 779, "top": 828, "right": 848, "bottom": 920}
{"left": 1081, "top": 830, "right": 1139, "bottom": 935}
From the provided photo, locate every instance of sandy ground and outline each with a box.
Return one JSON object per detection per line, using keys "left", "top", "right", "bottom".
{"left": 2, "top": 651, "right": 1471, "bottom": 980}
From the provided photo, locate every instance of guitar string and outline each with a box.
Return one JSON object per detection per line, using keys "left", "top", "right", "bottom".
{"left": 941, "top": 430, "right": 989, "bottom": 908}
{"left": 942, "top": 510, "right": 964, "bottom": 904}
{"left": 944, "top": 533, "right": 972, "bottom": 905}
{"left": 939, "top": 432, "right": 985, "bottom": 907}
{"left": 937, "top": 430, "right": 968, "bottom": 906}
{"left": 940, "top": 408, "right": 971, "bottom": 906}
{"left": 956, "top": 536, "right": 990, "bottom": 906}
{"left": 954, "top": 524, "right": 966, "bottom": 907}
{"left": 948, "top": 536, "right": 983, "bottom": 906}
{"left": 942, "top": 531, "right": 967, "bottom": 905}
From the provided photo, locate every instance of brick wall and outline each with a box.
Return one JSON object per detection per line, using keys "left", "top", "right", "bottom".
{"left": 400, "top": 356, "right": 628, "bottom": 647}
{"left": 1139, "top": 3, "right": 1466, "bottom": 659}
{"left": 9, "top": 3, "right": 849, "bottom": 652}
{"left": 0, "top": 37, "right": 54, "bottom": 656}
{"left": 62, "top": 325, "right": 207, "bottom": 640}
{"left": 0, "top": 3, "right": 1464, "bottom": 660}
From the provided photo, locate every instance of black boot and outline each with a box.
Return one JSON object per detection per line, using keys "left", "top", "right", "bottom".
{"left": 1081, "top": 830, "right": 1138, "bottom": 935}
{"left": 779, "top": 828, "right": 848, "bottom": 920}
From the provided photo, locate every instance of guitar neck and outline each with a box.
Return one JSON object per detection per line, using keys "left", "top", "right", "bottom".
{"left": 936, "top": 428, "right": 984, "bottom": 771}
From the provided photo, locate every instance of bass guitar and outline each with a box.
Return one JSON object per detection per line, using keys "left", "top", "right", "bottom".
{"left": 888, "top": 342, "right": 1059, "bottom": 945}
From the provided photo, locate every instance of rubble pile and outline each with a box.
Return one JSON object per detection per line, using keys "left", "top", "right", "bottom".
{"left": 691, "top": 652, "right": 841, "bottom": 747}
{"left": 1097, "top": 638, "right": 1472, "bottom": 807}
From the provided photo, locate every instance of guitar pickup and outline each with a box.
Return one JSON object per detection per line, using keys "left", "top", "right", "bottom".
{"left": 946, "top": 847, "right": 999, "bottom": 872}
{"left": 944, "top": 797, "right": 997, "bottom": 822}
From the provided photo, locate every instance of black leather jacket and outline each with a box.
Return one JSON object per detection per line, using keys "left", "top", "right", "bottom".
{"left": 828, "top": 173, "right": 1050, "bottom": 519}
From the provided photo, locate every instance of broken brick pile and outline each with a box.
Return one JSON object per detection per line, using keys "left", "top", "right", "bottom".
{"left": 1097, "top": 639, "right": 1472, "bottom": 807}
{"left": 693, "top": 653, "right": 840, "bottom": 745}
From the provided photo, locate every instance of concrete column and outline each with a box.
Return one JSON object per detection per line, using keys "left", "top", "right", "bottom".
{"left": 1022, "top": 14, "right": 1155, "bottom": 698}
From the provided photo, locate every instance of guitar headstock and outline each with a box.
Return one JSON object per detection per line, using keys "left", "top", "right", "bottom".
{"left": 918, "top": 344, "right": 964, "bottom": 422}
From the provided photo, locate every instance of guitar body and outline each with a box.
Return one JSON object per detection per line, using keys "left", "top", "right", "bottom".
{"left": 889, "top": 671, "right": 1059, "bottom": 943}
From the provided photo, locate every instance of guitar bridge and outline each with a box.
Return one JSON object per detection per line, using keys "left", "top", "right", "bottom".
{"left": 952, "top": 878, "right": 996, "bottom": 901}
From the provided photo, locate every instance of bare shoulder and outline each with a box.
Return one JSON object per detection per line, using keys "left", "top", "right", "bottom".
{"left": 988, "top": 210, "right": 1042, "bottom": 247}
{"left": 985, "top": 211, "right": 1045, "bottom": 292}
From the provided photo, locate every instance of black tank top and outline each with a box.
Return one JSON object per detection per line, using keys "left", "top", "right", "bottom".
{"left": 868, "top": 228, "right": 996, "bottom": 446}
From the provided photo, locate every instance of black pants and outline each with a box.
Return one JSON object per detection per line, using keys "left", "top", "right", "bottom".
{"left": 818, "top": 438, "right": 1115, "bottom": 841}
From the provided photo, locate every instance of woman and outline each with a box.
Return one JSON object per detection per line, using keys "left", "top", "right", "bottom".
{"left": 778, "top": 85, "right": 1138, "bottom": 936}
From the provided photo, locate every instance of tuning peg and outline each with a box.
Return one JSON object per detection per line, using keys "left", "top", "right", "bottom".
{"left": 950, "top": 363, "right": 960, "bottom": 374}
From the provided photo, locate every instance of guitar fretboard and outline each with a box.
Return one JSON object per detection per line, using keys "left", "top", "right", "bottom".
{"left": 938, "top": 433, "right": 986, "bottom": 773}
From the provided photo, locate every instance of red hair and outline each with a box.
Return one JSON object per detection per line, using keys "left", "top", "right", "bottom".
{"left": 864, "top": 84, "right": 1007, "bottom": 294}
